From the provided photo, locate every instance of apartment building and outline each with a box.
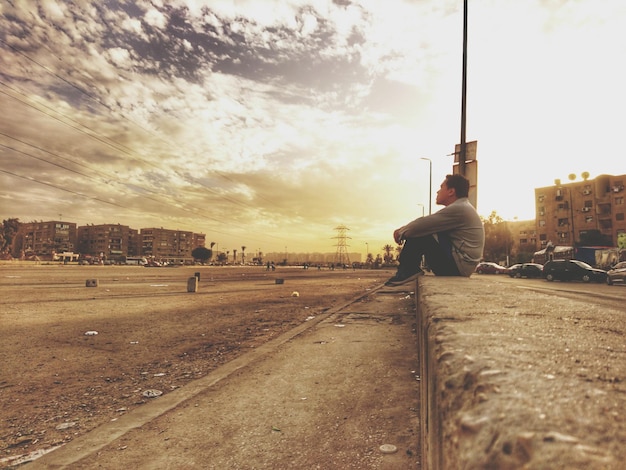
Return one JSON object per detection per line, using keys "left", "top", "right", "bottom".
{"left": 76, "top": 224, "right": 140, "bottom": 260}
{"left": 140, "top": 227, "right": 197, "bottom": 262}
{"left": 14, "top": 220, "right": 77, "bottom": 258}
{"left": 535, "top": 174, "right": 625, "bottom": 248}
{"left": 192, "top": 232, "right": 206, "bottom": 250}
{"left": 506, "top": 219, "right": 538, "bottom": 258}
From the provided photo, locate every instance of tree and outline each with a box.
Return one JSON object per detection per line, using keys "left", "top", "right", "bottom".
{"left": 481, "top": 211, "right": 513, "bottom": 264}
{"left": 241, "top": 246, "right": 246, "bottom": 264}
{"left": 374, "top": 254, "right": 383, "bottom": 267}
{"left": 191, "top": 246, "right": 212, "bottom": 264}
{"left": 382, "top": 244, "right": 395, "bottom": 264}
{"left": 513, "top": 250, "right": 535, "bottom": 264}
{"left": 1, "top": 218, "right": 20, "bottom": 257}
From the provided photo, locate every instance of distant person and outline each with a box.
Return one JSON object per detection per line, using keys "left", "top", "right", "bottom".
{"left": 386, "top": 174, "right": 485, "bottom": 286}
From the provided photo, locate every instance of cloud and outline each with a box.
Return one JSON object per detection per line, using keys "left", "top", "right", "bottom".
{"left": 1, "top": 0, "right": 625, "bottom": 253}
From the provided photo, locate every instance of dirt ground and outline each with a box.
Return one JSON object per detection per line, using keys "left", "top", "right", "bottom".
{"left": 0, "top": 263, "right": 397, "bottom": 468}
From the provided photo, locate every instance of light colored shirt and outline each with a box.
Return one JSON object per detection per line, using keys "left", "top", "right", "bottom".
{"left": 397, "top": 197, "right": 485, "bottom": 276}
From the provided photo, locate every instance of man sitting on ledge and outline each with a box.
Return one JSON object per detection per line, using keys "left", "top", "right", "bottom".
{"left": 386, "top": 173, "right": 485, "bottom": 287}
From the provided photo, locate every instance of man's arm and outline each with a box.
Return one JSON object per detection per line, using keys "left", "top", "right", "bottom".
{"left": 396, "top": 205, "right": 459, "bottom": 240}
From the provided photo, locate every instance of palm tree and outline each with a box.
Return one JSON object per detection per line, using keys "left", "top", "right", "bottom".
{"left": 382, "top": 244, "right": 395, "bottom": 264}
{"left": 241, "top": 246, "right": 246, "bottom": 264}
{"left": 233, "top": 249, "right": 237, "bottom": 264}
{"left": 395, "top": 245, "right": 402, "bottom": 262}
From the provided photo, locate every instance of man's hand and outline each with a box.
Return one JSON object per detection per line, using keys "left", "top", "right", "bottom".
{"left": 393, "top": 229, "right": 403, "bottom": 244}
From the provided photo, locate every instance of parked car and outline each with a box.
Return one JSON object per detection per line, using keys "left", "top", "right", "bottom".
{"left": 543, "top": 259, "right": 607, "bottom": 283}
{"left": 508, "top": 263, "right": 544, "bottom": 278}
{"left": 606, "top": 261, "right": 626, "bottom": 285}
{"left": 475, "top": 262, "right": 508, "bottom": 274}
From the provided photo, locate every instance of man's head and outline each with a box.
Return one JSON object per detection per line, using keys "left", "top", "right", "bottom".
{"left": 436, "top": 174, "right": 470, "bottom": 206}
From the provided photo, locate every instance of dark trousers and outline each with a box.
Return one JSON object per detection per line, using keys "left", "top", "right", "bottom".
{"left": 398, "top": 234, "right": 460, "bottom": 276}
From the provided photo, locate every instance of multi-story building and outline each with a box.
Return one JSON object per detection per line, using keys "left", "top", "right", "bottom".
{"left": 192, "top": 232, "right": 206, "bottom": 251}
{"left": 14, "top": 220, "right": 77, "bottom": 259}
{"left": 535, "top": 174, "right": 625, "bottom": 248}
{"left": 76, "top": 224, "right": 140, "bottom": 260}
{"left": 506, "top": 219, "right": 538, "bottom": 259}
{"left": 140, "top": 227, "right": 199, "bottom": 262}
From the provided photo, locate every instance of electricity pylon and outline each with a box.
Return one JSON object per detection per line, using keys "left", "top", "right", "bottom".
{"left": 332, "top": 225, "right": 351, "bottom": 266}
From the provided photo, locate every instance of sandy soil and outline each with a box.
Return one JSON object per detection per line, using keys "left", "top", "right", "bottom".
{"left": 0, "top": 264, "right": 396, "bottom": 467}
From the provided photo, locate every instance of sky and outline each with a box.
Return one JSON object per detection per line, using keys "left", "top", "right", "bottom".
{"left": 1, "top": 0, "right": 625, "bottom": 256}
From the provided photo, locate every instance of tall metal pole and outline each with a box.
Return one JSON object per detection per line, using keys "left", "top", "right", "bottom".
{"left": 459, "top": 0, "right": 468, "bottom": 176}
{"left": 569, "top": 187, "right": 576, "bottom": 245}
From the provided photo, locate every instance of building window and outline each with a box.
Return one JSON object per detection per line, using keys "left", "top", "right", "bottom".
{"left": 617, "top": 213, "right": 625, "bottom": 221}
{"left": 585, "top": 216, "right": 594, "bottom": 223}
{"left": 616, "top": 197, "right": 624, "bottom": 205}
{"left": 538, "top": 195, "right": 545, "bottom": 203}
{"left": 539, "top": 220, "right": 546, "bottom": 227}
{"left": 558, "top": 218, "right": 569, "bottom": 227}
{"left": 600, "top": 219, "right": 613, "bottom": 230}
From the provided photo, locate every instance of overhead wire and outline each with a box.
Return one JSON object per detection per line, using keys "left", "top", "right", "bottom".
{"left": 0, "top": 38, "right": 288, "bottom": 242}
{"left": 0, "top": 80, "right": 277, "bottom": 214}
{"left": 0, "top": 168, "right": 126, "bottom": 208}
{"left": 0, "top": 30, "right": 283, "bottom": 210}
{"left": 0, "top": 138, "right": 263, "bottom": 235}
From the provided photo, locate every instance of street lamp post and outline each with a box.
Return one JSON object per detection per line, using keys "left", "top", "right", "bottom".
{"left": 420, "top": 157, "right": 432, "bottom": 214}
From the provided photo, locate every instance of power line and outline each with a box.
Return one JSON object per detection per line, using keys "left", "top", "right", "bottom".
{"left": 0, "top": 34, "right": 283, "bottom": 209}
{"left": 0, "top": 19, "right": 289, "bottom": 244}
{"left": 0, "top": 168, "right": 126, "bottom": 208}
{"left": 0, "top": 133, "right": 288, "bottom": 243}
{"left": 0, "top": 82, "right": 277, "bottom": 213}
{"left": 0, "top": 143, "right": 279, "bottom": 239}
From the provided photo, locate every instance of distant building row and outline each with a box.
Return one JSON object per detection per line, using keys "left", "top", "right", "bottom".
{"left": 10, "top": 223, "right": 206, "bottom": 263}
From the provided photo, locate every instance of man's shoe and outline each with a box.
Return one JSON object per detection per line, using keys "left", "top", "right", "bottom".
{"left": 384, "top": 270, "right": 424, "bottom": 286}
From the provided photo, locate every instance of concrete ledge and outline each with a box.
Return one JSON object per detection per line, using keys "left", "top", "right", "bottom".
{"left": 416, "top": 276, "right": 624, "bottom": 469}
